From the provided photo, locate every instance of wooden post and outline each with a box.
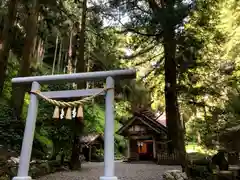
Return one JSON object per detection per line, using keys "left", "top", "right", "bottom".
{"left": 153, "top": 136, "right": 156, "bottom": 159}
{"left": 89, "top": 145, "right": 92, "bottom": 162}
{"left": 127, "top": 138, "right": 130, "bottom": 159}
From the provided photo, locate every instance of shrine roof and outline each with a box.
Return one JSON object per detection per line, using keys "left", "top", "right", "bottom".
{"left": 116, "top": 109, "right": 167, "bottom": 136}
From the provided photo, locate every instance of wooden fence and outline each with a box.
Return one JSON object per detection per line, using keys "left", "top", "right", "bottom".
{"left": 228, "top": 152, "right": 240, "bottom": 165}
{"left": 156, "top": 151, "right": 181, "bottom": 165}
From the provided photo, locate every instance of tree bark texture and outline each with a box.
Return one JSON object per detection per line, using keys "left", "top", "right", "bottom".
{"left": 76, "top": 0, "right": 87, "bottom": 83}
{"left": 0, "top": 0, "right": 19, "bottom": 95}
{"left": 163, "top": 27, "right": 187, "bottom": 171}
{"left": 12, "top": 0, "right": 39, "bottom": 118}
{"left": 52, "top": 36, "right": 59, "bottom": 75}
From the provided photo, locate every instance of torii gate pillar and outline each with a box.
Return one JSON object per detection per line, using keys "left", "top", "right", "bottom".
{"left": 11, "top": 69, "right": 136, "bottom": 180}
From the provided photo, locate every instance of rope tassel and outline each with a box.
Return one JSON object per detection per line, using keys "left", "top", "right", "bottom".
{"left": 77, "top": 105, "right": 83, "bottom": 120}
{"left": 66, "top": 107, "right": 72, "bottom": 120}
{"left": 53, "top": 106, "right": 60, "bottom": 119}
{"left": 72, "top": 107, "right": 76, "bottom": 118}
{"left": 60, "top": 108, "right": 65, "bottom": 119}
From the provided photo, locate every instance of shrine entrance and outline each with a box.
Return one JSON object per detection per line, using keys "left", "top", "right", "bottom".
{"left": 137, "top": 140, "right": 154, "bottom": 161}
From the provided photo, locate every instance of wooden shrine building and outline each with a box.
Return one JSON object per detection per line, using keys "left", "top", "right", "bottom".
{"left": 80, "top": 133, "right": 104, "bottom": 162}
{"left": 117, "top": 109, "right": 180, "bottom": 165}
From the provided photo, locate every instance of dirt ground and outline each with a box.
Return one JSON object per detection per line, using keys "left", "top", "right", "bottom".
{"left": 37, "top": 161, "right": 180, "bottom": 180}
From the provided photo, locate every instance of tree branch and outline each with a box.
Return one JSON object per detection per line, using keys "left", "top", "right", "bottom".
{"left": 134, "top": 52, "right": 163, "bottom": 66}
{"left": 154, "top": 111, "right": 164, "bottom": 121}
{"left": 122, "top": 45, "right": 155, "bottom": 60}
{"left": 140, "top": 58, "right": 164, "bottom": 81}
{"left": 117, "top": 28, "right": 163, "bottom": 37}
{"left": 147, "top": 0, "right": 161, "bottom": 13}
{"left": 135, "top": 3, "right": 151, "bottom": 15}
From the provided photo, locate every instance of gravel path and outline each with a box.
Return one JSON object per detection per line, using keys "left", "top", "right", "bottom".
{"left": 37, "top": 161, "right": 180, "bottom": 180}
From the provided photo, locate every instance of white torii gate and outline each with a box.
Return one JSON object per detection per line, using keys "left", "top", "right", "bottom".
{"left": 11, "top": 69, "right": 136, "bottom": 180}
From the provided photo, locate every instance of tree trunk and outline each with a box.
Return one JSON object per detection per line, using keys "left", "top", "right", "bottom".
{"left": 70, "top": 0, "right": 87, "bottom": 170}
{"left": 0, "top": 0, "right": 19, "bottom": 95}
{"left": 52, "top": 36, "right": 59, "bottom": 75}
{"left": 163, "top": 28, "right": 187, "bottom": 171}
{"left": 57, "top": 39, "right": 62, "bottom": 73}
{"left": 67, "top": 31, "right": 73, "bottom": 74}
{"left": 70, "top": 126, "right": 82, "bottom": 170}
{"left": 63, "top": 51, "right": 68, "bottom": 73}
{"left": 35, "top": 37, "right": 41, "bottom": 66}
{"left": 12, "top": 0, "right": 39, "bottom": 118}
{"left": 76, "top": 0, "right": 87, "bottom": 80}
{"left": 62, "top": 36, "right": 69, "bottom": 73}
{"left": 39, "top": 37, "right": 46, "bottom": 68}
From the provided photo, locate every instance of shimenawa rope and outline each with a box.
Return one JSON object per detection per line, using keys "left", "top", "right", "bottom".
{"left": 30, "top": 88, "right": 113, "bottom": 108}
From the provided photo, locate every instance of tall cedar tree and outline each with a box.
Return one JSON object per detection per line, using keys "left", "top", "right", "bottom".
{"left": 110, "top": 0, "right": 191, "bottom": 170}
{"left": 69, "top": 0, "right": 87, "bottom": 170}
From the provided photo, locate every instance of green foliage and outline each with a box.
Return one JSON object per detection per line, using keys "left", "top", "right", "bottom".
{"left": 84, "top": 104, "right": 105, "bottom": 133}
{"left": 188, "top": 165, "right": 213, "bottom": 180}
{"left": 0, "top": 99, "right": 23, "bottom": 152}
{"left": 2, "top": 54, "right": 19, "bottom": 100}
{"left": 115, "top": 100, "right": 132, "bottom": 121}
